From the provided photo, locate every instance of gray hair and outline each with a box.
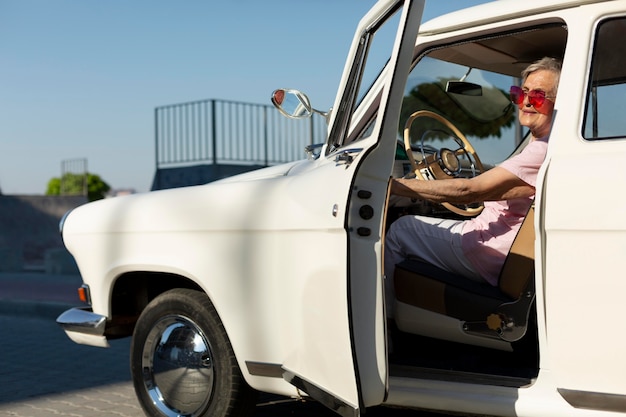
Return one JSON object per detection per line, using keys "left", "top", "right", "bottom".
{"left": 522, "top": 57, "right": 562, "bottom": 95}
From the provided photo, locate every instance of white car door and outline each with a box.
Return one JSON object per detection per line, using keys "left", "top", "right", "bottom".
{"left": 280, "top": 1, "right": 424, "bottom": 415}
{"left": 542, "top": 8, "right": 626, "bottom": 413}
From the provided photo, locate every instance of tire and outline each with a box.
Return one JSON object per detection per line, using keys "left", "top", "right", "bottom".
{"left": 131, "top": 288, "right": 257, "bottom": 417}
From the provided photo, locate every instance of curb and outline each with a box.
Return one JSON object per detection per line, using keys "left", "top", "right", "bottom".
{"left": 0, "top": 299, "right": 79, "bottom": 320}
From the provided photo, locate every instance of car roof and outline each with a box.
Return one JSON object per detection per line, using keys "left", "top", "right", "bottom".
{"left": 420, "top": 0, "right": 608, "bottom": 36}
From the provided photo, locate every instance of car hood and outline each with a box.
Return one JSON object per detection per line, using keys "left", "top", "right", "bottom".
{"left": 61, "top": 158, "right": 320, "bottom": 240}
{"left": 214, "top": 160, "right": 306, "bottom": 184}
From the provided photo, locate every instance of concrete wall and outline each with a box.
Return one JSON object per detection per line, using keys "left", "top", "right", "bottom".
{"left": 151, "top": 163, "right": 265, "bottom": 191}
{"left": 0, "top": 195, "right": 87, "bottom": 273}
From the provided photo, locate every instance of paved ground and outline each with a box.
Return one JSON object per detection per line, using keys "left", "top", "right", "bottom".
{"left": 0, "top": 314, "right": 343, "bottom": 417}
{"left": 0, "top": 272, "right": 449, "bottom": 417}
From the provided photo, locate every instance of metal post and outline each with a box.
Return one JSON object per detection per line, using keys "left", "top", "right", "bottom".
{"left": 264, "top": 106, "right": 269, "bottom": 166}
{"left": 211, "top": 100, "right": 217, "bottom": 165}
{"left": 154, "top": 107, "right": 159, "bottom": 171}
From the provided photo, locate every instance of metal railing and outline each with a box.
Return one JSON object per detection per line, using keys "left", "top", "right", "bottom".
{"left": 60, "top": 158, "right": 88, "bottom": 196}
{"left": 155, "top": 98, "right": 328, "bottom": 169}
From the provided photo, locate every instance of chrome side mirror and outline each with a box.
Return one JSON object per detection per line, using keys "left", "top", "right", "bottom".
{"left": 271, "top": 88, "right": 330, "bottom": 122}
{"left": 271, "top": 88, "right": 313, "bottom": 118}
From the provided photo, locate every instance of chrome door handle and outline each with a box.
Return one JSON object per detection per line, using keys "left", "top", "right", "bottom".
{"left": 334, "top": 148, "right": 362, "bottom": 166}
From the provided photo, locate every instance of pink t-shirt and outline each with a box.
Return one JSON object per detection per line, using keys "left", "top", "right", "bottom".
{"left": 461, "top": 137, "right": 548, "bottom": 286}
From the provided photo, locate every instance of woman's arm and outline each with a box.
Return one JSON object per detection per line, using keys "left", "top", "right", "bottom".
{"left": 390, "top": 167, "right": 535, "bottom": 204}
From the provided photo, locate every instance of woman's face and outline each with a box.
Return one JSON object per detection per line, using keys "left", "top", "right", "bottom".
{"left": 517, "top": 69, "right": 558, "bottom": 138}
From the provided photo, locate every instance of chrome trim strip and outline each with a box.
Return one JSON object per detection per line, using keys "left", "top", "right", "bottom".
{"left": 56, "top": 307, "right": 107, "bottom": 336}
{"left": 58, "top": 209, "right": 73, "bottom": 235}
{"left": 559, "top": 388, "right": 626, "bottom": 413}
{"left": 245, "top": 362, "right": 283, "bottom": 378}
{"left": 283, "top": 368, "right": 358, "bottom": 417}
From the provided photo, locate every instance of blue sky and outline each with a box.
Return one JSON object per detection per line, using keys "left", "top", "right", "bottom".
{"left": 0, "top": 0, "right": 489, "bottom": 195}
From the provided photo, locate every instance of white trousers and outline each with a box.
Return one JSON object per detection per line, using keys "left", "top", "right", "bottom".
{"left": 384, "top": 214, "right": 482, "bottom": 318}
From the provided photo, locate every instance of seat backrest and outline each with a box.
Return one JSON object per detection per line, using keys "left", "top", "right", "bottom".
{"left": 498, "top": 205, "right": 535, "bottom": 299}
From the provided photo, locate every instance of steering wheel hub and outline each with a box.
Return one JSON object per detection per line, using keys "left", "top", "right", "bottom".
{"left": 438, "top": 148, "right": 461, "bottom": 177}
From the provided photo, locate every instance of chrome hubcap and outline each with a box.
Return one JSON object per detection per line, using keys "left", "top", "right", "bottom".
{"left": 142, "top": 315, "right": 214, "bottom": 416}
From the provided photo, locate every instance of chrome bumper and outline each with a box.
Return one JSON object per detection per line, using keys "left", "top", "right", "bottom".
{"left": 57, "top": 307, "right": 110, "bottom": 347}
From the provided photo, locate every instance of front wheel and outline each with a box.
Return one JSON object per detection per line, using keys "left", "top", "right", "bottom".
{"left": 131, "top": 288, "right": 257, "bottom": 417}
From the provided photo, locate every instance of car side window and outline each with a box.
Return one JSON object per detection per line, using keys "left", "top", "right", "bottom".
{"left": 583, "top": 17, "right": 626, "bottom": 140}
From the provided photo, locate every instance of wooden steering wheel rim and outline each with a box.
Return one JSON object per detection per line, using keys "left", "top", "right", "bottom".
{"left": 403, "top": 110, "right": 484, "bottom": 217}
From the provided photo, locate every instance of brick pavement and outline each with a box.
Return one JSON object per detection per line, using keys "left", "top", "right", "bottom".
{"left": 0, "top": 312, "right": 139, "bottom": 416}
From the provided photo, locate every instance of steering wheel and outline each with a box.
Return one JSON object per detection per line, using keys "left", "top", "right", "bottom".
{"left": 403, "top": 110, "right": 485, "bottom": 217}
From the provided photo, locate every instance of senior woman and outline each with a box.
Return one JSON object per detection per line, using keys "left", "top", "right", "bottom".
{"left": 384, "top": 57, "right": 562, "bottom": 314}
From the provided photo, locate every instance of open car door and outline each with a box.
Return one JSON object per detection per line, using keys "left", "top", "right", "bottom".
{"left": 279, "top": 1, "right": 424, "bottom": 416}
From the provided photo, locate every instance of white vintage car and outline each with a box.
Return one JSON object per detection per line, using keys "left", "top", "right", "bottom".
{"left": 57, "top": 0, "right": 626, "bottom": 416}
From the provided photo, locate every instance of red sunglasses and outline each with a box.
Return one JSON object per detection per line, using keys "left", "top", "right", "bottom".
{"left": 509, "top": 85, "right": 555, "bottom": 108}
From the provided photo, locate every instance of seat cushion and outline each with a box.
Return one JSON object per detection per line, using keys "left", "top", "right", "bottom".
{"left": 394, "top": 258, "right": 513, "bottom": 321}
